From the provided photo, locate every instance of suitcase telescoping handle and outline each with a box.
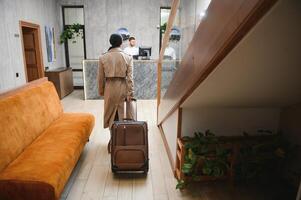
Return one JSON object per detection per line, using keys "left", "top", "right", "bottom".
{"left": 123, "top": 97, "right": 137, "bottom": 121}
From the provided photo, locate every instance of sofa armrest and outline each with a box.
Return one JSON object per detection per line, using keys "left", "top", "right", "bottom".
{"left": 0, "top": 179, "right": 56, "bottom": 200}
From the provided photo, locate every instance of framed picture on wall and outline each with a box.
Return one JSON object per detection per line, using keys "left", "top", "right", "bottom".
{"left": 52, "top": 27, "right": 56, "bottom": 61}
{"left": 45, "top": 26, "right": 56, "bottom": 62}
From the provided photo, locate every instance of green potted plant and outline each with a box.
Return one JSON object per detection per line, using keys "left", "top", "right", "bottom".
{"left": 60, "top": 23, "right": 83, "bottom": 44}
{"left": 176, "top": 130, "right": 233, "bottom": 189}
{"left": 176, "top": 129, "right": 295, "bottom": 190}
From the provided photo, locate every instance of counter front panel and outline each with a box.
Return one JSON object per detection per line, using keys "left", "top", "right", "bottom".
{"left": 83, "top": 60, "right": 179, "bottom": 100}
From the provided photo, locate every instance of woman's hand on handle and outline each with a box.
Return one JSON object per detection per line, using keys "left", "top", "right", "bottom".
{"left": 126, "top": 96, "right": 137, "bottom": 102}
{"left": 126, "top": 96, "right": 132, "bottom": 102}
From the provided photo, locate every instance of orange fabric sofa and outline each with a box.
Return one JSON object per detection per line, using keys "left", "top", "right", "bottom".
{"left": 0, "top": 78, "right": 95, "bottom": 200}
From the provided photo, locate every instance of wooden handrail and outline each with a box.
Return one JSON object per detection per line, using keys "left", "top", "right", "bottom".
{"left": 157, "top": 0, "right": 277, "bottom": 125}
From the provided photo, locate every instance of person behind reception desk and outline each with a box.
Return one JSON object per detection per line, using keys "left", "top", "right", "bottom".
{"left": 98, "top": 33, "right": 134, "bottom": 129}
{"left": 124, "top": 36, "right": 139, "bottom": 57}
{"left": 164, "top": 46, "right": 176, "bottom": 60}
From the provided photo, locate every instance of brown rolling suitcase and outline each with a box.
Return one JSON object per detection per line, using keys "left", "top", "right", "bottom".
{"left": 110, "top": 99, "right": 149, "bottom": 174}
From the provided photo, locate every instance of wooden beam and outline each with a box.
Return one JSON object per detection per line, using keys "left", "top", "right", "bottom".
{"left": 158, "top": 124, "right": 175, "bottom": 173}
{"left": 158, "top": 0, "right": 180, "bottom": 63}
{"left": 177, "top": 107, "right": 182, "bottom": 138}
{"left": 157, "top": 62, "right": 162, "bottom": 106}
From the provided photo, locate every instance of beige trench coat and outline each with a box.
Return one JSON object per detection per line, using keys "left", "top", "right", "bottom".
{"left": 98, "top": 48, "right": 134, "bottom": 128}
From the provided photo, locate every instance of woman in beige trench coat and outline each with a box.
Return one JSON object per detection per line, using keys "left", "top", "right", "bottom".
{"left": 98, "top": 34, "right": 134, "bottom": 129}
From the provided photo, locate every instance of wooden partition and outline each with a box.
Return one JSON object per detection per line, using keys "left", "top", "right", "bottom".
{"left": 157, "top": 0, "right": 277, "bottom": 125}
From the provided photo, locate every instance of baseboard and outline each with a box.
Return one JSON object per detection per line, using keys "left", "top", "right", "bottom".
{"left": 74, "top": 86, "right": 84, "bottom": 90}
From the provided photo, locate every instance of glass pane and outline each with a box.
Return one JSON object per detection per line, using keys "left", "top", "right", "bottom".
{"left": 68, "top": 29, "right": 84, "bottom": 70}
{"left": 160, "top": 8, "right": 170, "bottom": 52}
{"left": 179, "top": 0, "right": 212, "bottom": 59}
{"left": 160, "top": 8, "right": 180, "bottom": 50}
{"left": 64, "top": 8, "right": 84, "bottom": 25}
{"left": 160, "top": 8, "right": 180, "bottom": 98}
{"left": 73, "top": 71, "right": 83, "bottom": 87}
{"left": 161, "top": 9, "right": 170, "bottom": 25}
{"left": 160, "top": 0, "right": 212, "bottom": 99}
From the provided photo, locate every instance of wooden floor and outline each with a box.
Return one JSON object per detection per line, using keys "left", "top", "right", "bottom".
{"left": 60, "top": 90, "right": 295, "bottom": 200}
{"left": 60, "top": 90, "right": 190, "bottom": 200}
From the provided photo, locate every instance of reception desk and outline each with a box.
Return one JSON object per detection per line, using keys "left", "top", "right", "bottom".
{"left": 83, "top": 59, "right": 179, "bottom": 99}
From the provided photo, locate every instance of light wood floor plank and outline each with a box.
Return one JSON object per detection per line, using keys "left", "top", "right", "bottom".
{"left": 81, "top": 165, "right": 108, "bottom": 200}
{"left": 76, "top": 142, "right": 99, "bottom": 180}
{"left": 65, "top": 179, "right": 85, "bottom": 200}
{"left": 153, "top": 194, "right": 169, "bottom": 200}
{"left": 102, "top": 172, "right": 120, "bottom": 199}
{"left": 117, "top": 175, "right": 133, "bottom": 200}
{"left": 133, "top": 173, "right": 153, "bottom": 200}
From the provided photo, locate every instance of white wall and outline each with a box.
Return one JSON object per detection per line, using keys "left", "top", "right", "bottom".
{"left": 58, "top": 0, "right": 172, "bottom": 59}
{"left": 182, "top": 107, "right": 280, "bottom": 137}
{"left": 0, "top": 0, "right": 65, "bottom": 92}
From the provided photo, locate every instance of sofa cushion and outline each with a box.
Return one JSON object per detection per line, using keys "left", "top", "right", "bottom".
{"left": 0, "top": 113, "right": 95, "bottom": 200}
{"left": 0, "top": 81, "right": 63, "bottom": 172}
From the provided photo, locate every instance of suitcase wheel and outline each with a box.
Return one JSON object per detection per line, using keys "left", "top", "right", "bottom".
{"left": 143, "top": 162, "right": 149, "bottom": 174}
{"left": 111, "top": 165, "right": 118, "bottom": 173}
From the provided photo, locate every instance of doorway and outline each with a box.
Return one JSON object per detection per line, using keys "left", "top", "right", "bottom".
{"left": 159, "top": 7, "right": 171, "bottom": 51}
{"left": 20, "top": 21, "right": 44, "bottom": 82}
{"left": 62, "top": 6, "right": 86, "bottom": 89}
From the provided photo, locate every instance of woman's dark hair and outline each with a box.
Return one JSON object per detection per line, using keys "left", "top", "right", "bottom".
{"left": 108, "top": 33, "right": 123, "bottom": 51}
{"left": 129, "top": 36, "right": 136, "bottom": 41}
